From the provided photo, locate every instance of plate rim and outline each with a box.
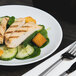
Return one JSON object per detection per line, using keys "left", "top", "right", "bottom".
{"left": 0, "top": 5, "right": 63, "bottom": 66}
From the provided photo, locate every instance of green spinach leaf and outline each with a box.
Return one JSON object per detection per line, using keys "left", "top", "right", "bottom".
{"left": 7, "top": 16, "right": 15, "bottom": 28}
{"left": 39, "top": 29, "right": 48, "bottom": 38}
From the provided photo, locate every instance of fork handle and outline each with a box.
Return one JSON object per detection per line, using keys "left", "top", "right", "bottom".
{"left": 39, "top": 58, "right": 63, "bottom": 76}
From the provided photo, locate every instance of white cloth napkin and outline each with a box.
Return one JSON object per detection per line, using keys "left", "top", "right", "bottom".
{"left": 22, "top": 42, "right": 76, "bottom": 76}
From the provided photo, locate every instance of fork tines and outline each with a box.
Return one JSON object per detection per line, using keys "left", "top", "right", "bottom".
{"left": 68, "top": 42, "right": 76, "bottom": 57}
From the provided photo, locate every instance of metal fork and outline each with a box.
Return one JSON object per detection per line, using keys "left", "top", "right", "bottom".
{"left": 39, "top": 41, "right": 76, "bottom": 76}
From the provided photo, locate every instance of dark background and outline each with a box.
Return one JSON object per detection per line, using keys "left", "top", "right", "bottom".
{"left": 0, "top": 0, "right": 76, "bottom": 76}
{"left": 33, "top": 0, "right": 76, "bottom": 24}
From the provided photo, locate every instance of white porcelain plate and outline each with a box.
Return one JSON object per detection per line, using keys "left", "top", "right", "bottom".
{"left": 0, "top": 5, "right": 63, "bottom": 66}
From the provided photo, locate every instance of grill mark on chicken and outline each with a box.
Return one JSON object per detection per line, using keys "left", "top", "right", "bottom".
{"left": 15, "top": 30, "right": 27, "bottom": 32}
{"left": 6, "top": 25, "right": 35, "bottom": 40}
{"left": 9, "top": 36, "right": 19, "bottom": 38}
{"left": 5, "top": 31, "right": 13, "bottom": 34}
{"left": 5, "top": 18, "right": 25, "bottom": 40}
{"left": 0, "top": 17, "right": 9, "bottom": 44}
{"left": 10, "top": 25, "right": 18, "bottom": 27}
{"left": 5, "top": 22, "right": 43, "bottom": 48}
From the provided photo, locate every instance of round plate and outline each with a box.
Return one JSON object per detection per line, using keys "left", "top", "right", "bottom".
{"left": 0, "top": 5, "right": 63, "bottom": 66}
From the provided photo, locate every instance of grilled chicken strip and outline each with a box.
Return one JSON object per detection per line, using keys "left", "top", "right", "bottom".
{"left": 5, "top": 18, "right": 25, "bottom": 40}
{"left": 6, "top": 22, "right": 42, "bottom": 48}
{"left": 0, "top": 17, "right": 9, "bottom": 44}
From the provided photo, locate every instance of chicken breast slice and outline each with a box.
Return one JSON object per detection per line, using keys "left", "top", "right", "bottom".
{"left": 6, "top": 22, "right": 42, "bottom": 48}
{"left": 5, "top": 18, "right": 25, "bottom": 39}
{"left": 0, "top": 17, "right": 9, "bottom": 44}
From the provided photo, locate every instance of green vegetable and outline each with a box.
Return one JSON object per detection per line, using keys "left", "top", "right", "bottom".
{"left": 16, "top": 43, "right": 41, "bottom": 59}
{"left": 0, "top": 46, "right": 17, "bottom": 61}
{"left": 39, "top": 29, "right": 47, "bottom": 38}
{"left": 22, "top": 31, "right": 38, "bottom": 47}
{"left": 28, "top": 43, "right": 41, "bottom": 58}
{"left": 7, "top": 16, "right": 15, "bottom": 28}
{"left": 38, "top": 25, "right": 50, "bottom": 48}
{"left": 16, "top": 44, "right": 34, "bottom": 59}
{"left": 38, "top": 25, "right": 45, "bottom": 32}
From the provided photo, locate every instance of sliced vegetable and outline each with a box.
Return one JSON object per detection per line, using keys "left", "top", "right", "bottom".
{"left": 32, "top": 33, "right": 47, "bottom": 47}
{"left": 28, "top": 44, "right": 41, "bottom": 58}
{"left": 0, "top": 49, "right": 3, "bottom": 56}
{"left": 0, "top": 46, "right": 17, "bottom": 60}
{"left": 25, "top": 16, "right": 36, "bottom": 23}
{"left": 16, "top": 44, "right": 34, "bottom": 59}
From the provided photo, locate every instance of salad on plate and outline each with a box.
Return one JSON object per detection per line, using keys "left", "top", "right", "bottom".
{"left": 0, "top": 16, "right": 49, "bottom": 61}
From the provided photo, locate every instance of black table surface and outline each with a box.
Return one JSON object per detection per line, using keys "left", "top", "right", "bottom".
{"left": 0, "top": 0, "right": 76, "bottom": 76}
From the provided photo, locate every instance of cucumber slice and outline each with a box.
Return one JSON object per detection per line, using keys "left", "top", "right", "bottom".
{"left": 0, "top": 46, "right": 17, "bottom": 60}
{"left": 16, "top": 45, "right": 34, "bottom": 59}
